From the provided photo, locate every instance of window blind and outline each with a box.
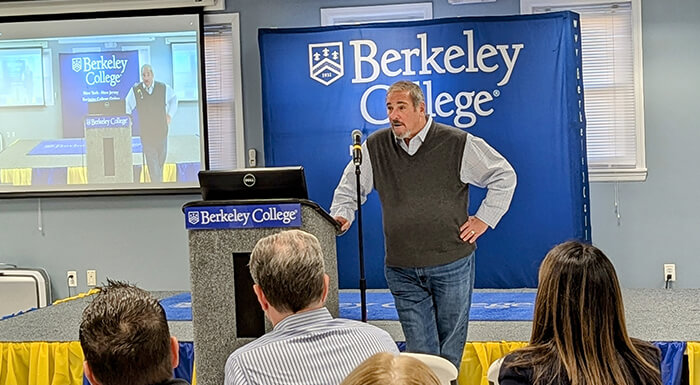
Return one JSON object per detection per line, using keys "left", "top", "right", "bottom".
{"left": 535, "top": 3, "right": 639, "bottom": 172}
{"left": 204, "top": 26, "right": 238, "bottom": 170}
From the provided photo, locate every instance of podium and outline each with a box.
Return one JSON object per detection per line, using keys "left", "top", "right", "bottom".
{"left": 84, "top": 114, "right": 134, "bottom": 183}
{"left": 183, "top": 198, "right": 340, "bottom": 385}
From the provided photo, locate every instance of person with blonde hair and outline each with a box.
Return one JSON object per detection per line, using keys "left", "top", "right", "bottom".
{"left": 488, "top": 241, "right": 662, "bottom": 385}
{"left": 341, "top": 352, "right": 441, "bottom": 385}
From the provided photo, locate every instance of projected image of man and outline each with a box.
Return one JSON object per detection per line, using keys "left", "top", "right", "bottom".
{"left": 126, "top": 64, "right": 178, "bottom": 183}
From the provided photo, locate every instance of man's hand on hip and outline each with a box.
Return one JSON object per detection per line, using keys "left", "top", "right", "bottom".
{"left": 460, "top": 216, "right": 488, "bottom": 244}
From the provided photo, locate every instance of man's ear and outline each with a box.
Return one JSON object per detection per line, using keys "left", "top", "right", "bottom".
{"left": 321, "top": 274, "right": 330, "bottom": 303}
{"left": 83, "top": 361, "right": 100, "bottom": 385}
{"left": 170, "top": 336, "right": 180, "bottom": 369}
{"left": 253, "top": 284, "right": 269, "bottom": 311}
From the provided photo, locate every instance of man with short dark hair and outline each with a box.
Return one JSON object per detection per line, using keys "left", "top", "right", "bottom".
{"left": 224, "top": 229, "right": 398, "bottom": 385}
{"left": 80, "top": 280, "right": 187, "bottom": 385}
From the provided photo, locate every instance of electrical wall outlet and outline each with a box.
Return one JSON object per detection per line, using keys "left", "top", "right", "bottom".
{"left": 67, "top": 270, "right": 78, "bottom": 287}
{"left": 664, "top": 263, "right": 676, "bottom": 282}
{"left": 248, "top": 148, "right": 257, "bottom": 167}
{"left": 86, "top": 270, "right": 97, "bottom": 287}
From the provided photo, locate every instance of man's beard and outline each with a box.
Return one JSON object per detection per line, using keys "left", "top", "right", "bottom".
{"left": 392, "top": 123, "right": 411, "bottom": 140}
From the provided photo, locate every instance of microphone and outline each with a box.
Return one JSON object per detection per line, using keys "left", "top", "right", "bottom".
{"left": 351, "top": 129, "right": 363, "bottom": 166}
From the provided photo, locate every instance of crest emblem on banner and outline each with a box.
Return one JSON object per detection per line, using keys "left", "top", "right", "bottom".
{"left": 71, "top": 58, "right": 82, "bottom": 73}
{"left": 188, "top": 211, "right": 200, "bottom": 225}
{"left": 308, "top": 42, "right": 344, "bottom": 86}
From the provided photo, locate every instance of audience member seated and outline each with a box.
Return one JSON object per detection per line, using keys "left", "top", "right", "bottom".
{"left": 80, "top": 280, "right": 187, "bottom": 385}
{"left": 224, "top": 229, "right": 399, "bottom": 385}
{"left": 340, "top": 352, "right": 441, "bottom": 385}
{"left": 488, "top": 241, "right": 662, "bottom": 385}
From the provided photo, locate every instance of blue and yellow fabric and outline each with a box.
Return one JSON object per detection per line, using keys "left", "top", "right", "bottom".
{"left": 688, "top": 342, "right": 700, "bottom": 385}
{"left": 460, "top": 342, "right": 528, "bottom": 385}
{"left": 0, "top": 342, "right": 195, "bottom": 385}
{"left": 461, "top": 341, "right": 687, "bottom": 385}
{"left": 0, "top": 342, "right": 84, "bottom": 385}
{"left": 0, "top": 162, "right": 199, "bottom": 186}
{"left": 0, "top": 169, "right": 32, "bottom": 186}
{"left": 0, "top": 291, "right": 196, "bottom": 385}
{"left": 0, "top": 340, "right": 693, "bottom": 385}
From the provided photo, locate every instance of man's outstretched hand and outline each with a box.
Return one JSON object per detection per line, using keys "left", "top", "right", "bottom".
{"left": 334, "top": 216, "right": 350, "bottom": 232}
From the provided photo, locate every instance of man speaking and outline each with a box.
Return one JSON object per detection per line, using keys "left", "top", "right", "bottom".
{"left": 126, "top": 64, "right": 178, "bottom": 183}
{"left": 330, "top": 80, "right": 516, "bottom": 369}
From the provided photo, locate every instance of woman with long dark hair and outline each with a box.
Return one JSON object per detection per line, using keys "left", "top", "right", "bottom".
{"left": 488, "top": 241, "right": 662, "bottom": 385}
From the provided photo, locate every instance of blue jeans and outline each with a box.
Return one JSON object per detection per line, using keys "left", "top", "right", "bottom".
{"left": 385, "top": 253, "right": 475, "bottom": 369}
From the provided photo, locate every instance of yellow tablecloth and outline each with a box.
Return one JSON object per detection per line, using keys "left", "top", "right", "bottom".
{"left": 1, "top": 340, "right": 695, "bottom": 385}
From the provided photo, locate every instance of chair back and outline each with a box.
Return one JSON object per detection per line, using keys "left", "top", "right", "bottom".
{"left": 400, "top": 352, "right": 458, "bottom": 385}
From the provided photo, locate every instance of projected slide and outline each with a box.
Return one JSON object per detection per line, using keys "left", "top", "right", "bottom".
{"left": 0, "top": 13, "right": 204, "bottom": 195}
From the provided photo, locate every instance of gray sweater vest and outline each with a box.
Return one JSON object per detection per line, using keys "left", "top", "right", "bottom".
{"left": 134, "top": 81, "right": 168, "bottom": 145}
{"left": 367, "top": 121, "right": 476, "bottom": 268}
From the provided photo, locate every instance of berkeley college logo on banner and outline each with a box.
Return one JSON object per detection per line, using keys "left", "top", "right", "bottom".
{"left": 305, "top": 30, "right": 523, "bottom": 129}
{"left": 184, "top": 203, "right": 302, "bottom": 230}
{"left": 309, "top": 42, "right": 344, "bottom": 86}
{"left": 59, "top": 50, "right": 139, "bottom": 138}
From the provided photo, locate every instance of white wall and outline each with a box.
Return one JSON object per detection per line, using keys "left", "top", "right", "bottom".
{"left": 0, "top": 195, "right": 195, "bottom": 298}
{"left": 590, "top": 0, "right": 700, "bottom": 288}
{"left": 1, "top": 0, "right": 697, "bottom": 299}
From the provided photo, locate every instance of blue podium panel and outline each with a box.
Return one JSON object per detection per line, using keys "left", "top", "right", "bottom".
{"left": 259, "top": 12, "right": 589, "bottom": 288}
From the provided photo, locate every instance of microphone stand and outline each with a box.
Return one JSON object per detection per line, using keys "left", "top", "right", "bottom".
{"left": 354, "top": 163, "right": 368, "bottom": 323}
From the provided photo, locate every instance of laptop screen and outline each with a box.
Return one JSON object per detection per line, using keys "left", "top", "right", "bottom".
{"left": 198, "top": 166, "right": 308, "bottom": 201}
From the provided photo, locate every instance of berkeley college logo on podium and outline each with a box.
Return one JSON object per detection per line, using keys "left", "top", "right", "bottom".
{"left": 308, "top": 42, "right": 343, "bottom": 86}
{"left": 187, "top": 211, "right": 200, "bottom": 225}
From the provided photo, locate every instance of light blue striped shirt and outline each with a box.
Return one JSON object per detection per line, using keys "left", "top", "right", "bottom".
{"left": 224, "top": 307, "right": 399, "bottom": 385}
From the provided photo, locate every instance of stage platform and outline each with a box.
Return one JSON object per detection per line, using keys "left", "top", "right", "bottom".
{"left": 1, "top": 288, "right": 698, "bottom": 385}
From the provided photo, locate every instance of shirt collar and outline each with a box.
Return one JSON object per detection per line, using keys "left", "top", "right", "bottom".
{"left": 273, "top": 307, "right": 332, "bottom": 332}
{"left": 393, "top": 115, "right": 432, "bottom": 144}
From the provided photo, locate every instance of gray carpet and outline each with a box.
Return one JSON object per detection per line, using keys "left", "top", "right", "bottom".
{"left": 0, "top": 291, "right": 193, "bottom": 342}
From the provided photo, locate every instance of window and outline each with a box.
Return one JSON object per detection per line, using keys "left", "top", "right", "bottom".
{"left": 0, "top": 47, "right": 45, "bottom": 106}
{"left": 522, "top": 0, "right": 646, "bottom": 182}
{"left": 171, "top": 42, "right": 199, "bottom": 101}
{"left": 203, "top": 14, "right": 244, "bottom": 170}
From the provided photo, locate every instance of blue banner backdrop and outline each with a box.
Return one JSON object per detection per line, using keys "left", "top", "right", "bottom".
{"left": 59, "top": 51, "right": 139, "bottom": 138}
{"left": 259, "top": 11, "right": 590, "bottom": 288}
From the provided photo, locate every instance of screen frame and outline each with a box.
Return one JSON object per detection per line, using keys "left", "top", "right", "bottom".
{"left": 0, "top": 9, "right": 209, "bottom": 198}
